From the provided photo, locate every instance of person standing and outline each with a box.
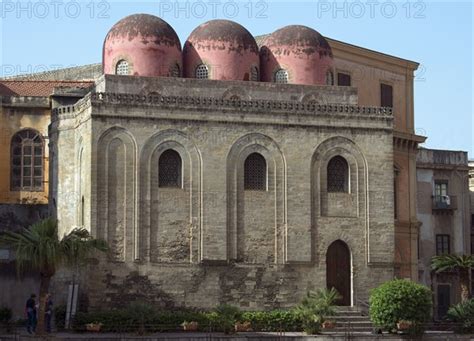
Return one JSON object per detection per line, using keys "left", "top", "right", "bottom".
{"left": 44, "top": 293, "right": 53, "bottom": 333}
{"left": 25, "top": 294, "right": 37, "bottom": 334}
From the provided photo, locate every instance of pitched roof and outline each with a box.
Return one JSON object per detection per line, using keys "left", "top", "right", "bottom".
{"left": 0, "top": 80, "right": 94, "bottom": 97}
{"left": 1, "top": 63, "right": 102, "bottom": 82}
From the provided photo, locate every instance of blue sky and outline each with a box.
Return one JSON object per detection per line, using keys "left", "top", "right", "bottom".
{"left": 1, "top": 1, "right": 472, "bottom": 156}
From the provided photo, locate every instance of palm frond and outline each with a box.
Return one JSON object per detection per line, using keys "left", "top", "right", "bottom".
{"left": 0, "top": 219, "right": 107, "bottom": 275}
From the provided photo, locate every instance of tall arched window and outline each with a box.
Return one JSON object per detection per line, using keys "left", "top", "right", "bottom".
{"left": 274, "top": 69, "right": 289, "bottom": 83}
{"left": 115, "top": 60, "right": 129, "bottom": 75}
{"left": 327, "top": 156, "right": 349, "bottom": 193}
{"left": 195, "top": 64, "right": 209, "bottom": 79}
{"left": 244, "top": 153, "right": 266, "bottom": 190}
{"left": 159, "top": 149, "right": 182, "bottom": 188}
{"left": 11, "top": 129, "right": 44, "bottom": 191}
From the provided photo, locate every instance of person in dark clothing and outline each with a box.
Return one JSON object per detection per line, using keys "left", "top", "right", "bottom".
{"left": 44, "top": 293, "right": 53, "bottom": 333}
{"left": 25, "top": 294, "right": 37, "bottom": 334}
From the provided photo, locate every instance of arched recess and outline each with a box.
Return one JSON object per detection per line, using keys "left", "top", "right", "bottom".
{"left": 76, "top": 137, "right": 85, "bottom": 227}
{"left": 139, "top": 130, "right": 202, "bottom": 264}
{"left": 97, "top": 127, "right": 137, "bottom": 262}
{"left": 312, "top": 136, "right": 368, "bottom": 218}
{"left": 326, "top": 239, "right": 352, "bottom": 306}
{"left": 311, "top": 136, "right": 368, "bottom": 263}
{"left": 227, "top": 133, "right": 286, "bottom": 264}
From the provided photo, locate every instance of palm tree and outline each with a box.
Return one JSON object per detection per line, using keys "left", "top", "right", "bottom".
{"left": 0, "top": 218, "right": 107, "bottom": 334}
{"left": 431, "top": 254, "right": 474, "bottom": 303}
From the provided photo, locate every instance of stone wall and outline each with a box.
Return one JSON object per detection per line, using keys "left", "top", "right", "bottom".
{"left": 51, "top": 76, "right": 394, "bottom": 310}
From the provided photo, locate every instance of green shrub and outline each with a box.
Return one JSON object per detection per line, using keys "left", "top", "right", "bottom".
{"left": 0, "top": 306, "right": 13, "bottom": 333}
{"left": 295, "top": 288, "right": 340, "bottom": 334}
{"left": 369, "top": 279, "right": 432, "bottom": 333}
{"left": 0, "top": 306, "right": 12, "bottom": 324}
{"left": 54, "top": 305, "right": 67, "bottom": 331}
{"left": 213, "top": 304, "right": 241, "bottom": 334}
{"left": 241, "top": 310, "right": 302, "bottom": 332}
{"left": 71, "top": 306, "right": 307, "bottom": 334}
{"left": 447, "top": 299, "right": 474, "bottom": 333}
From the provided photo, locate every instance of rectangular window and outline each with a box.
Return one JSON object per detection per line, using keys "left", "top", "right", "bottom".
{"left": 434, "top": 181, "right": 449, "bottom": 207}
{"left": 380, "top": 83, "right": 393, "bottom": 107}
{"left": 436, "top": 234, "right": 450, "bottom": 255}
{"left": 337, "top": 72, "right": 351, "bottom": 86}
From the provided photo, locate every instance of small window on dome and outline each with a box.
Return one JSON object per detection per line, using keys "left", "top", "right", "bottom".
{"left": 326, "top": 70, "right": 334, "bottom": 85}
{"left": 195, "top": 64, "right": 209, "bottom": 79}
{"left": 171, "top": 63, "right": 181, "bottom": 77}
{"left": 115, "top": 60, "right": 129, "bottom": 76}
{"left": 274, "top": 69, "right": 289, "bottom": 84}
{"left": 250, "top": 66, "right": 259, "bottom": 81}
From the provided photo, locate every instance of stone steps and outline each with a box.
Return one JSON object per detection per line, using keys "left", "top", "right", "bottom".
{"left": 329, "top": 307, "right": 374, "bottom": 333}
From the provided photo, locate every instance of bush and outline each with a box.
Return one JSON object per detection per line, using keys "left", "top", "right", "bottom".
{"left": 369, "top": 279, "right": 432, "bottom": 333}
{"left": 213, "top": 304, "right": 241, "bottom": 334}
{"left": 54, "top": 305, "right": 67, "bottom": 331}
{"left": 0, "top": 306, "right": 13, "bottom": 333}
{"left": 71, "top": 304, "right": 306, "bottom": 334}
{"left": 295, "top": 288, "right": 340, "bottom": 334}
{"left": 241, "top": 310, "right": 302, "bottom": 332}
{"left": 447, "top": 299, "right": 474, "bottom": 333}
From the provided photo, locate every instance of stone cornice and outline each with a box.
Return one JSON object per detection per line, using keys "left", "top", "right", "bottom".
{"left": 52, "top": 92, "right": 393, "bottom": 120}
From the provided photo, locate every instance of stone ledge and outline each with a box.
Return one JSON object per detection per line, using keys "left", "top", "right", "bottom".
{"left": 52, "top": 92, "right": 393, "bottom": 118}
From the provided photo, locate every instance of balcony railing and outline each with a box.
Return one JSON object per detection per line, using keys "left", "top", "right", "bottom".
{"left": 432, "top": 195, "right": 457, "bottom": 210}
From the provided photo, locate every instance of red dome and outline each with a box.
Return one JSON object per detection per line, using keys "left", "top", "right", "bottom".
{"left": 103, "top": 14, "right": 182, "bottom": 78}
{"left": 183, "top": 20, "right": 260, "bottom": 81}
{"left": 260, "top": 25, "right": 333, "bottom": 85}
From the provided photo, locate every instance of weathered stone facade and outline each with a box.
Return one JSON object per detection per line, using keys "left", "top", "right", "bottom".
{"left": 50, "top": 75, "right": 394, "bottom": 309}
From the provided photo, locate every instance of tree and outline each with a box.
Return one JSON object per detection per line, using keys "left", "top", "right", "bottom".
{"left": 431, "top": 254, "right": 474, "bottom": 303}
{"left": 0, "top": 218, "right": 107, "bottom": 334}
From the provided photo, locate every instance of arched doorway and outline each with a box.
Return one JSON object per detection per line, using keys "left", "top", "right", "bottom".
{"left": 326, "top": 240, "right": 351, "bottom": 306}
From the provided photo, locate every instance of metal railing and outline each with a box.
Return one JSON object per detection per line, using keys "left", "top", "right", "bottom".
{"left": 432, "top": 195, "right": 457, "bottom": 210}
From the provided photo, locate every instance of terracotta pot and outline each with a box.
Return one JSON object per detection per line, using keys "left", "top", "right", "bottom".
{"left": 322, "top": 320, "right": 336, "bottom": 329}
{"left": 397, "top": 321, "right": 412, "bottom": 330}
{"left": 86, "top": 323, "right": 102, "bottom": 332}
{"left": 235, "top": 321, "right": 252, "bottom": 332}
{"left": 182, "top": 321, "right": 199, "bottom": 331}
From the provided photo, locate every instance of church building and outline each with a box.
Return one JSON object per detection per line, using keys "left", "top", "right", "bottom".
{"left": 47, "top": 14, "right": 424, "bottom": 309}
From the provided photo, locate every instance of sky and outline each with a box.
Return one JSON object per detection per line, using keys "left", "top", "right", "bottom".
{"left": 1, "top": 0, "right": 472, "bottom": 156}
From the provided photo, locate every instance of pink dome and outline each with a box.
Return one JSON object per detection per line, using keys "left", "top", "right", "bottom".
{"left": 260, "top": 25, "right": 333, "bottom": 85}
{"left": 103, "top": 14, "right": 182, "bottom": 78}
{"left": 183, "top": 20, "right": 260, "bottom": 81}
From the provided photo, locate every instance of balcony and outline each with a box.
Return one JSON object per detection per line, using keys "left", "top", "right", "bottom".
{"left": 432, "top": 195, "right": 457, "bottom": 211}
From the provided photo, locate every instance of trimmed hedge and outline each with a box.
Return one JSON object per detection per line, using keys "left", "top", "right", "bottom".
{"left": 369, "top": 279, "right": 432, "bottom": 332}
{"left": 72, "top": 307, "right": 303, "bottom": 333}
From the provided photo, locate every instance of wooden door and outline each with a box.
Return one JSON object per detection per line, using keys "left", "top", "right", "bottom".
{"left": 326, "top": 240, "right": 351, "bottom": 306}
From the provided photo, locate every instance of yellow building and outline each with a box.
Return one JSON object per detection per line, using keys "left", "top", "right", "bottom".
{"left": 0, "top": 80, "right": 93, "bottom": 225}
{"left": 327, "top": 38, "right": 427, "bottom": 280}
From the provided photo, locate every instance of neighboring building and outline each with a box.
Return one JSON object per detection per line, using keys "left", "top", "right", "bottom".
{"left": 0, "top": 80, "right": 93, "bottom": 317}
{"left": 417, "top": 148, "right": 471, "bottom": 319}
{"left": 46, "top": 14, "right": 424, "bottom": 310}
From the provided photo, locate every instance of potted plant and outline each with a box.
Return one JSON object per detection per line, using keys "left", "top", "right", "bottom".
{"left": 86, "top": 322, "right": 103, "bottom": 332}
{"left": 235, "top": 321, "right": 252, "bottom": 332}
{"left": 322, "top": 320, "right": 336, "bottom": 329}
{"left": 296, "top": 288, "right": 341, "bottom": 335}
{"left": 181, "top": 321, "right": 199, "bottom": 331}
{"left": 397, "top": 320, "right": 413, "bottom": 331}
